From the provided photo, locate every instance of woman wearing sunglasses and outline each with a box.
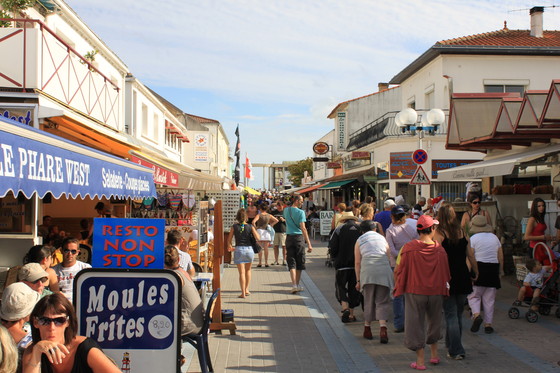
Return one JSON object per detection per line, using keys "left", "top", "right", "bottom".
{"left": 22, "top": 293, "right": 120, "bottom": 373}
{"left": 460, "top": 193, "right": 491, "bottom": 236}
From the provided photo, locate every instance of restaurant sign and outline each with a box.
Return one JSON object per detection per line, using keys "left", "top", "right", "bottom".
{"left": 130, "top": 155, "right": 179, "bottom": 187}
{"left": 390, "top": 152, "right": 415, "bottom": 179}
{"left": 327, "top": 162, "right": 342, "bottom": 169}
{"left": 431, "top": 159, "right": 479, "bottom": 178}
{"left": 351, "top": 151, "right": 370, "bottom": 160}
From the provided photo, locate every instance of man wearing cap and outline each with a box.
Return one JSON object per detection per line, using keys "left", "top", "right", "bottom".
{"left": 374, "top": 199, "right": 396, "bottom": 233}
{"left": 0, "top": 282, "right": 41, "bottom": 369}
{"left": 18, "top": 263, "right": 53, "bottom": 298}
{"left": 394, "top": 215, "right": 450, "bottom": 370}
{"left": 329, "top": 214, "right": 361, "bottom": 323}
{"left": 53, "top": 237, "right": 92, "bottom": 301}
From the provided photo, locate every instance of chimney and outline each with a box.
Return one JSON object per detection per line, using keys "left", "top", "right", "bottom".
{"left": 378, "top": 82, "right": 389, "bottom": 92}
{"left": 530, "top": 6, "right": 544, "bottom": 38}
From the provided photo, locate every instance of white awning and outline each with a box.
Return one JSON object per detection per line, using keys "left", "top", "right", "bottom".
{"left": 438, "top": 143, "right": 560, "bottom": 181}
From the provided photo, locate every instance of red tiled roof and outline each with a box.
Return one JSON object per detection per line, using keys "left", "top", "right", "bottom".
{"left": 438, "top": 29, "right": 560, "bottom": 47}
{"left": 186, "top": 114, "right": 219, "bottom": 124}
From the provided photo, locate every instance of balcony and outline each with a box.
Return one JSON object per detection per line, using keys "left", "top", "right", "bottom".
{"left": 0, "top": 19, "right": 121, "bottom": 129}
{"left": 346, "top": 109, "right": 448, "bottom": 151}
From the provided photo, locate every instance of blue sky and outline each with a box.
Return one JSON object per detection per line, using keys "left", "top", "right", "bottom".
{"left": 65, "top": 0, "right": 557, "bottom": 189}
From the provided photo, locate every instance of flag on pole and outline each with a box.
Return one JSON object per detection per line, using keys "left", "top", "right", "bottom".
{"left": 234, "top": 125, "right": 240, "bottom": 186}
{"left": 245, "top": 153, "right": 253, "bottom": 180}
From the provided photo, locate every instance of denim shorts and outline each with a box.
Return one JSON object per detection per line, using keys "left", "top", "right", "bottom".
{"left": 234, "top": 246, "right": 255, "bottom": 264}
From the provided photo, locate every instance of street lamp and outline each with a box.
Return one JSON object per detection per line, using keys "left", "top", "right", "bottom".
{"left": 395, "top": 108, "right": 446, "bottom": 200}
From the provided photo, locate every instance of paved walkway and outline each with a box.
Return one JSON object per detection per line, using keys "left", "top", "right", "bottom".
{"left": 184, "top": 239, "right": 560, "bottom": 372}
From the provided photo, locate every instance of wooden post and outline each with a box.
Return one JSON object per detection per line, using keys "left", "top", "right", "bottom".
{"left": 210, "top": 200, "right": 236, "bottom": 334}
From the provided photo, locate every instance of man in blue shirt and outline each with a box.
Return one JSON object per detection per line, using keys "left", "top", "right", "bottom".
{"left": 374, "top": 199, "right": 396, "bottom": 232}
{"left": 283, "top": 195, "right": 313, "bottom": 293}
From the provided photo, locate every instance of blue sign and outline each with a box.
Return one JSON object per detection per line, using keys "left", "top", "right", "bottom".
{"left": 75, "top": 269, "right": 181, "bottom": 372}
{"left": 0, "top": 118, "right": 156, "bottom": 199}
{"left": 92, "top": 218, "right": 166, "bottom": 269}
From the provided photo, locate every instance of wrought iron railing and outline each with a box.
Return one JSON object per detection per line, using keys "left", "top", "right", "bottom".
{"left": 346, "top": 109, "right": 449, "bottom": 151}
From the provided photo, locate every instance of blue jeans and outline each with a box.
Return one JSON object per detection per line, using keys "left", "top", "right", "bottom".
{"left": 393, "top": 295, "right": 404, "bottom": 330}
{"left": 443, "top": 293, "right": 467, "bottom": 356}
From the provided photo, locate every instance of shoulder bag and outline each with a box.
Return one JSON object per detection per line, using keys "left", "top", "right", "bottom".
{"left": 249, "top": 224, "right": 262, "bottom": 253}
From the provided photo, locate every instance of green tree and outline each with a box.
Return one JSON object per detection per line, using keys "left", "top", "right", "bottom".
{"left": 0, "top": 0, "right": 35, "bottom": 25}
{"left": 287, "top": 158, "right": 313, "bottom": 187}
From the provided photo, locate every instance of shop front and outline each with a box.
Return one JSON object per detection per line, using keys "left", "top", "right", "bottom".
{"left": 0, "top": 117, "right": 156, "bottom": 266}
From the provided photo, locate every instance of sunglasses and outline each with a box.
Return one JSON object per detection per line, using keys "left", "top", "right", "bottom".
{"left": 37, "top": 316, "right": 68, "bottom": 327}
{"left": 33, "top": 277, "right": 48, "bottom": 284}
{"left": 471, "top": 201, "right": 481, "bottom": 205}
{"left": 62, "top": 248, "right": 78, "bottom": 254}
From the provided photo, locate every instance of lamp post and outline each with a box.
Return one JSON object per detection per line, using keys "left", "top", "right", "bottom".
{"left": 394, "top": 108, "right": 446, "bottom": 200}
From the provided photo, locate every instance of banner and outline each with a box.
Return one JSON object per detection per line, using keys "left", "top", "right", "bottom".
{"left": 0, "top": 118, "right": 156, "bottom": 199}
{"left": 245, "top": 153, "right": 253, "bottom": 180}
{"left": 92, "top": 218, "right": 166, "bottom": 269}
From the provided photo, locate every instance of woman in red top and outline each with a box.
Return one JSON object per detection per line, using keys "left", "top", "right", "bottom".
{"left": 394, "top": 215, "right": 450, "bottom": 371}
{"left": 524, "top": 198, "right": 555, "bottom": 266}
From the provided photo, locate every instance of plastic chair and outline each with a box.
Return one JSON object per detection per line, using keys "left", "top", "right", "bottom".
{"left": 182, "top": 288, "right": 219, "bottom": 373}
{"left": 192, "top": 262, "right": 203, "bottom": 273}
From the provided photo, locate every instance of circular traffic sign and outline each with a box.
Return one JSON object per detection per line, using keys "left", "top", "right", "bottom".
{"left": 412, "top": 149, "right": 428, "bottom": 164}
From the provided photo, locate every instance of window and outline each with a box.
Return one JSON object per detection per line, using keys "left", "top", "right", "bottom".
{"left": 431, "top": 182, "right": 466, "bottom": 202}
{"left": 0, "top": 192, "right": 33, "bottom": 234}
{"left": 141, "top": 104, "right": 148, "bottom": 137}
{"left": 153, "top": 113, "right": 159, "bottom": 142}
{"left": 425, "top": 91, "right": 435, "bottom": 109}
{"left": 484, "top": 85, "right": 525, "bottom": 95}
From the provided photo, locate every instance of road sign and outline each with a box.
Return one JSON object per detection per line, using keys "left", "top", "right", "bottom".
{"left": 412, "top": 149, "right": 428, "bottom": 165}
{"left": 410, "top": 165, "right": 431, "bottom": 185}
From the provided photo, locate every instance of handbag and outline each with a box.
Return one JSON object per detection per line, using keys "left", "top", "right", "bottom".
{"left": 249, "top": 229, "right": 262, "bottom": 254}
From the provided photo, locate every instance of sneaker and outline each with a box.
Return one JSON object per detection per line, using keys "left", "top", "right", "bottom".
{"left": 447, "top": 353, "right": 465, "bottom": 360}
{"left": 484, "top": 326, "right": 494, "bottom": 334}
{"left": 394, "top": 327, "right": 404, "bottom": 333}
{"left": 380, "top": 326, "right": 388, "bottom": 344}
{"left": 290, "top": 286, "right": 298, "bottom": 294}
{"left": 363, "top": 326, "right": 373, "bottom": 340}
{"left": 296, "top": 285, "right": 304, "bottom": 292}
{"left": 341, "top": 309, "right": 351, "bottom": 323}
{"left": 470, "top": 315, "right": 483, "bottom": 333}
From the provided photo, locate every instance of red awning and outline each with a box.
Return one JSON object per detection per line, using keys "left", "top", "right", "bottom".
{"left": 295, "top": 183, "right": 327, "bottom": 195}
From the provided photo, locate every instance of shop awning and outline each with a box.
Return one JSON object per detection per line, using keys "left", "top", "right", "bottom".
{"left": 319, "top": 179, "right": 356, "bottom": 190}
{"left": 295, "top": 183, "right": 327, "bottom": 195}
{"left": 0, "top": 117, "right": 156, "bottom": 199}
{"left": 438, "top": 143, "right": 560, "bottom": 181}
{"left": 130, "top": 151, "right": 179, "bottom": 188}
{"left": 178, "top": 169, "right": 223, "bottom": 191}
{"left": 244, "top": 186, "right": 260, "bottom": 195}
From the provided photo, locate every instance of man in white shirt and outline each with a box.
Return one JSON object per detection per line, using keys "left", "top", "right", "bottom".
{"left": 167, "top": 229, "right": 196, "bottom": 276}
{"left": 53, "top": 237, "right": 91, "bottom": 301}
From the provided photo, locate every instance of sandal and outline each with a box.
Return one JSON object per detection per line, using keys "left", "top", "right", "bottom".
{"left": 257, "top": 264, "right": 262, "bottom": 268}
{"left": 410, "top": 362, "right": 426, "bottom": 370}
{"left": 429, "top": 358, "right": 440, "bottom": 365}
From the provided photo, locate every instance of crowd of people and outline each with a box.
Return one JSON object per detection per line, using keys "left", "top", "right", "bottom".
{"left": 0, "top": 224, "right": 206, "bottom": 372}
{"left": 322, "top": 191, "right": 505, "bottom": 369}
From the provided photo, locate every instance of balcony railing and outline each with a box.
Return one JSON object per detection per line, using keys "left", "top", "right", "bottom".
{"left": 346, "top": 109, "right": 449, "bottom": 151}
{"left": 0, "top": 19, "right": 121, "bottom": 129}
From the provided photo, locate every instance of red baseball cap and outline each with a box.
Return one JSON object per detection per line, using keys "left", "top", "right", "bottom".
{"left": 417, "top": 215, "right": 439, "bottom": 229}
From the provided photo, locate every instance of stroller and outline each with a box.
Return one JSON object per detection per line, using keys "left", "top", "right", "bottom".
{"left": 508, "top": 242, "right": 560, "bottom": 323}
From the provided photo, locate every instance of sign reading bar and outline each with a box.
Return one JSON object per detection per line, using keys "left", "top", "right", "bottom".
{"left": 327, "top": 162, "right": 342, "bottom": 169}
{"left": 92, "top": 218, "right": 166, "bottom": 269}
{"left": 319, "top": 211, "right": 334, "bottom": 236}
{"left": 351, "top": 151, "right": 370, "bottom": 160}
{"left": 130, "top": 155, "right": 179, "bottom": 187}
{"left": 75, "top": 269, "right": 181, "bottom": 373}
{"left": 390, "top": 152, "right": 415, "bottom": 179}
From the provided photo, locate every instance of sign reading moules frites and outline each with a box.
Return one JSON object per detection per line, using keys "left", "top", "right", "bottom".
{"left": 75, "top": 269, "right": 181, "bottom": 373}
